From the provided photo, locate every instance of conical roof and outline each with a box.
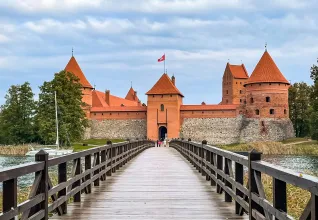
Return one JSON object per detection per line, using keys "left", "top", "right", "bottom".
{"left": 146, "top": 73, "right": 184, "bottom": 97}
{"left": 65, "top": 56, "right": 93, "bottom": 88}
{"left": 125, "top": 87, "right": 138, "bottom": 101}
{"left": 246, "top": 51, "right": 289, "bottom": 85}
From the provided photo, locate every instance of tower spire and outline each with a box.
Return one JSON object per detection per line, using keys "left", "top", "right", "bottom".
{"left": 265, "top": 42, "right": 267, "bottom": 51}
{"left": 72, "top": 47, "right": 74, "bottom": 56}
{"left": 131, "top": 81, "right": 132, "bottom": 88}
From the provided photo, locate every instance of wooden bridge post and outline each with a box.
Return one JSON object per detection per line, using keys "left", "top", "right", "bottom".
{"left": 106, "top": 141, "right": 112, "bottom": 176}
{"left": 94, "top": 152, "right": 100, "bottom": 186}
{"left": 210, "top": 152, "right": 216, "bottom": 186}
{"left": 312, "top": 194, "right": 317, "bottom": 219}
{"left": 187, "top": 139, "right": 191, "bottom": 162}
{"left": 248, "top": 149, "right": 263, "bottom": 220}
{"left": 201, "top": 140, "right": 207, "bottom": 177}
{"left": 273, "top": 178, "right": 286, "bottom": 220}
{"left": 206, "top": 148, "right": 211, "bottom": 181}
{"left": 101, "top": 147, "right": 106, "bottom": 181}
{"left": 224, "top": 158, "right": 232, "bottom": 202}
{"left": 84, "top": 154, "right": 91, "bottom": 194}
{"left": 35, "top": 150, "right": 49, "bottom": 220}
{"left": 3, "top": 177, "right": 17, "bottom": 220}
{"left": 74, "top": 157, "right": 81, "bottom": 202}
{"left": 58, "top": 161, "right": 68, "bottom": 213}
{"left": 216, "top": 154, "right": 223, "bottom": 194}
{"left": 235, "top": 162, "right": 244, "bottom": 215}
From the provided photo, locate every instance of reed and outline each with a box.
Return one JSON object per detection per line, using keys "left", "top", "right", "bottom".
{"left": 220, "top": 141, "right": 318, "bottom": 155}
{"left": 0, "top": 145, "right": 30, "bottom": 156}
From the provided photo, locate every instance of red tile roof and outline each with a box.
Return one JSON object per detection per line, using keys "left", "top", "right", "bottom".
{"left": 91, "top": 106, "right": 147, "bottom": 112}
{"left": 181, "top": 104, "right": 238, "bottom": 111}
{"left": 246, "top": 51, "right": 289, "bottom": 85}
{"left": 92, "top": 90, "right": 139, "bottom": 108}
{"left": 65, "top": 56, "right": 93, "bottom": 88}
{"left": 146, "top": 73, "right": 184, "bottom": 97}
{"left": 125, "top": 87, "right": 139, "bottom": 101}
{"left": 228, "top": 63, "right": 249, "bottom": 79}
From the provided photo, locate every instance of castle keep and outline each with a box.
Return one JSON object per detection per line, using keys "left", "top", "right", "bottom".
{"left": 64, "top": 50, "right": 294, "bottom": 144}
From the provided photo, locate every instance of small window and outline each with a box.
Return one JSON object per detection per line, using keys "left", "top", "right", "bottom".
{"left": 94, "top": 113, "right": 96, "bottom": 116}
{"left": 284, "top": 109, "right": 287, "bottom": 114}
{"left": 110, "top": 113, "right": 112, "bottom": 115}
{"left": 202, "top": 111, "right": 204, "bottom": 114}
{"left": 102, "top": 113, "right": 103, "bottom": 115}
{"left": 226, "top": 90, "right": 228, "bottom": 94}
{"left": 255, "top": 109, "right": 260, "bottom": 115}
{"left": 240, "top": 99, "right": 242, "bottom": 103}
{"left": 269, "top": 83, "right": 272, "bottom": 85}
{"left": 236, "top": 82, "right": 238, "bottom": 84}
{"left": 240, "top": 82, "right": 242, "bottom": 85}
{"left": 266, "top": 97, "right": 270, "bottom": 102}
{"left": 250, "top": 98, "right": 254, "bottom": 103}
{"left": 270, "top": 109, "right": 275, "bottom": 115}
{"left": 244, "top": 100, "right": 246, "bottom": 104}
{"left": 161, "top": 95, "right": 163, "bottom": 98}
{"left": 240, "top": 90, "right": 242, "bottom": 94}
{"left": 170, "top": 95, "right": 172, "bottom": 97}
{"left": 226, "top": 99, "right": 228, "bottom": 103}
{"left": 152, "top": 95, "right": 154, "bottom": 97}
{"left": 160, "top": 104, "right": 164, "bottom": 111}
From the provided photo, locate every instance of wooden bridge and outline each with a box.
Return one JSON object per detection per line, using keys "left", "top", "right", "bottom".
{"left": 0, "top": 139, "right": 317, "bottom": 220}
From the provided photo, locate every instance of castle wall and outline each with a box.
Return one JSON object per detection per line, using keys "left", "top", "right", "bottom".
{"left": 85, "top": 119, "right": 147, "bottom": 140}
{"left": 90, "top": 111, "right": 147, "bottom": 120}
{"left": 180, "top": 116, "right": 294, "bottom": 145}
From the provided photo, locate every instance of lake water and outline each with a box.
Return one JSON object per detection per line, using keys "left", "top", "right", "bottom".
{"left": 0, "top": 154, "right": 317, "bottom": 188}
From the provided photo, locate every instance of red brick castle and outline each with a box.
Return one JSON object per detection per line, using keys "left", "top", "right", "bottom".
{"left": 64, "top": 49, "right": 294, "bottom": 144}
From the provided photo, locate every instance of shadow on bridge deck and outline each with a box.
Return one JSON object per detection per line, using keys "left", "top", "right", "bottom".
{"left": 51, "top": 147, "right": 248, "bottom": 220}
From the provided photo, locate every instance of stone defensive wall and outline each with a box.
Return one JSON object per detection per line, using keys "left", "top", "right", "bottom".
{"left": 180, "top": 115, "right": 294, "bottom": 145}
{"left": 84, "top": 106, "right": 147, "bottom": 140}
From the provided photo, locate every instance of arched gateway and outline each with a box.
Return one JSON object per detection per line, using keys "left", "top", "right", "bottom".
{"left": 158, "top": 126, "right": 167, "bottom": 140}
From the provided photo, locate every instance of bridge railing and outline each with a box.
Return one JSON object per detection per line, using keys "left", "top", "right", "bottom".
{"left": 0, "top": 139, "right": 154, "bottom": 220}
{"left": 170, "top": 139, "right": 318, "bottom": 220}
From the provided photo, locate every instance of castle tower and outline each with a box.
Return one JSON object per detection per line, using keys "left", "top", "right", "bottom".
{"left": 146, "top": 73, "right": 184, "bottom": 140}
{"left": 244, "top": 50, "right": 290, "bottom": 118}
{"left": 221, "top": 63, "right": 249, "bottom": 104}
{"left": 65, "top": 55, "right": 93, "bottom": 107}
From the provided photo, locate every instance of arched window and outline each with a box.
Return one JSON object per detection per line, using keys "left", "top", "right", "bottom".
{"left": 266, "top": 97, "right": 271, "bottom": 102}
{"left": 240, "top": 90, "right": 242, "bottom": 94}
{"left": 255, "top": 109, "right": 260, "bottom": 115}
{"left": 160, "top": 104, "right": 164, "bottom": 111}
{"left": 284, "top": 109, "right": 287, "bottom": 114}
{"left": 250, "top": 98, "right": 254, "bottom": 103}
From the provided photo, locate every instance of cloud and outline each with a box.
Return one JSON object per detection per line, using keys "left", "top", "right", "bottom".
{"left": 0, "top": 0, "right": 254, "bottom": 14}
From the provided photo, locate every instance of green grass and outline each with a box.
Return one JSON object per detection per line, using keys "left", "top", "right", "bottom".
{"left": 280, "top": 137, "right": 310, "bottom": 144}
{"left": 219, "top": 141, "right": 318, "bottom": 155}
{"left": 72, "top": 139, "right": 124, "bottom": 152}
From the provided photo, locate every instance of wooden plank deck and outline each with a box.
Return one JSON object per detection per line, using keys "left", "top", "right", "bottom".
{"left": 51, "top": 147, "right": 248, "bottom": 220}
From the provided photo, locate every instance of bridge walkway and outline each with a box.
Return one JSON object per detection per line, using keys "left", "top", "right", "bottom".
{"left": 51, "top": 147, "right": 247, "bottom": 220}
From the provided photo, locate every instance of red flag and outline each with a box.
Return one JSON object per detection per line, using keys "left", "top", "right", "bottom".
{"left": 158, "top": 54, "right": 165, "bottom": 62}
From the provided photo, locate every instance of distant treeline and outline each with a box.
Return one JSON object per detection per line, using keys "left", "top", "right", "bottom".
{"left": 289, "top": 58, "right": 318, "bottom": 139}
{"left": 0, "top": 71, "right": 88, "bottom": 146}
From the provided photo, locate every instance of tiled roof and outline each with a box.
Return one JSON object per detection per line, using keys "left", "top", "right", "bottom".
{"left": 125, "top": 87, "right": 138, "bottom": 101}
{"left": 92, "top": 90, "right": 139, "bottom": 108}
{"left": 246, "top": 51, "right": 289, "bottom": 85}
{"left": 146, "top": 73, "right": 184, "bottom": 97}
{"left": 65, "top": 56, "right": 93, "bottom": 88}
{"left": 91, "top": 106, "right": 147, "bottom": 112}
{"left": 228, "top": 63, "right": 249, "bottom": 79}
{"left": 180, "top": 104, "right": 238, "bottom": 111}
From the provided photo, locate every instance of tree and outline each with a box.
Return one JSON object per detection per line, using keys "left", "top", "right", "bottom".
{"left": 37, "top": 70, "right": 88, "bottom": 145}
{"left": 0, "top": 82, "right": 36, "bottom": 144}
{"left": 310, "top": 59, "right": 318, "bottom": 140}
{"left": 288, "top": 82, "right": 312, "bottom": 137}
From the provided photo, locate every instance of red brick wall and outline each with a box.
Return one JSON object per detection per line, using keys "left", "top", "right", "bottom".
{"left": 147, "top": 94, "right": 183, "bottom": 140}
{"left": 244, "top": 83, "right": 289, "bottom": 118}
{"left": 90, "top": 111, "right": 147, "bottom": 120}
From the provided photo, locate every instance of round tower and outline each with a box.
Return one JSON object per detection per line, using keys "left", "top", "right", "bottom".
{"left": 244, "top": 50, "right": 290, "bottom": 118}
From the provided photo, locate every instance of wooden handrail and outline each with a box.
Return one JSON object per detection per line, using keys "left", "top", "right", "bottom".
{"left": 0, "top": 140, "right": 154, "bottom": 220}
{"left": 170, "top": 139, "right": 318, "bottom": 220}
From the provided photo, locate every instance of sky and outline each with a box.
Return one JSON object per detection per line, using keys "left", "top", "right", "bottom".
{"left": 0, "top": 0, "right": 317, "bottom": 105}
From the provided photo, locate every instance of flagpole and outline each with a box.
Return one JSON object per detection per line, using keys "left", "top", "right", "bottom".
{"left": 164, "top": 54, "right": 165, "bottom": 73}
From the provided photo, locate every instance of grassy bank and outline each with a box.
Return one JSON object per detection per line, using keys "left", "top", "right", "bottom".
{"left": 219, "top": 140, "right": 318, "bottom": 155}
{"left": 72, "top": 138, "right": 124, "bottom": 152}
{"left": 0, "top": 145, "right": 30, "bottom": 156}
{"left": 261, "top": 173, "right": 311, "bottom": 219}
